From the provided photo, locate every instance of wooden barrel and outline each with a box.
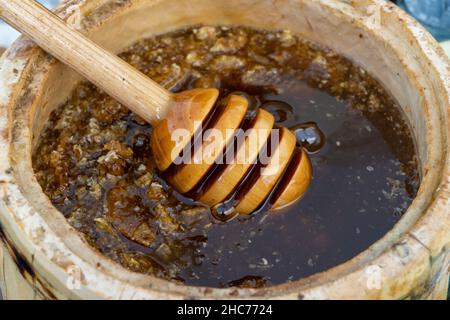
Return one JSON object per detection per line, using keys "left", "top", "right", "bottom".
{"left": 0, "top": 0, "right": 449, "bottom": 299}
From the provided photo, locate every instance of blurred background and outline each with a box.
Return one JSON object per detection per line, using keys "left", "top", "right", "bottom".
{"left": 396, "top": 0, "right": 450, "bottom": 41}
{"left": 0, "top": 0, "right": 60, "bottom": 48}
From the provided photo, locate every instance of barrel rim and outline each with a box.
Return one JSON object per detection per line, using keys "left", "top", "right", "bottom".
{"left": 0, "top": 0, "right": 448, "bottom": 299}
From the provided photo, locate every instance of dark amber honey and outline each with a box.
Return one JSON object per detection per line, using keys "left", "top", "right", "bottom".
{"left": 33, "top": 26, "right": 419, "bottom": 288}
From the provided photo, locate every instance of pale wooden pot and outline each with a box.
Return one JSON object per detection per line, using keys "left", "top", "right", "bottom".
{"left": 0, "top": 0, "right": 449, "bottom": 300}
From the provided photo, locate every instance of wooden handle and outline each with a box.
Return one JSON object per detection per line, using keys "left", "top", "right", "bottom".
{"left": 0, "top": 0, "right": 173, "bottom": 123}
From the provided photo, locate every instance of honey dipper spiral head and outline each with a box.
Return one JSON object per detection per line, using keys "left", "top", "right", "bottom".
{"left": 151, "top": 88, "right": 312, "bottom": 216}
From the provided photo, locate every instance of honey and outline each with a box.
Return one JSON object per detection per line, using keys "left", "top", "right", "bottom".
{"left": 33, "top": 26, "right": 419, "bottom": 288}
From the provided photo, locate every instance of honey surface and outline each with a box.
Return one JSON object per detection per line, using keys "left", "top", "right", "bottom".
{"left": 33, "top": 26, "right": 419, "bottom": 288}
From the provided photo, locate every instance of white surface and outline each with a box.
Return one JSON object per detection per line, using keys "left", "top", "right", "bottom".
{"left": 0, "top": 0, "right": 60, "bottom": 48}
{"left": 441, "top": 40, "right": 450, "bottom": 57}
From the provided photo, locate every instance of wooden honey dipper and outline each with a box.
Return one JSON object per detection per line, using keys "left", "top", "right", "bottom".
{"left": 0, "top": 0, "right": 312, "bottom": 215}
